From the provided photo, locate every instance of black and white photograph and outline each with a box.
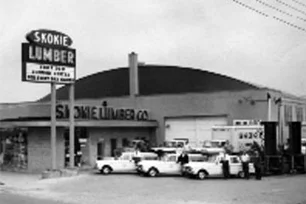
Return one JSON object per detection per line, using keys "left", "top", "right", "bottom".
{"left": 0, "top": 0, "right": 306, "bottom": 204}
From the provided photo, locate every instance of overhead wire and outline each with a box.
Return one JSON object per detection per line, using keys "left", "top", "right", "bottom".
{"left": 255, "top": 0, "right": 292, "bottom": 16}
{"left": 274, "top": 0, "right": 306, "bottom": 16}
{"left": 232, "top": 0, "right": 269, "bottom": 17}
{"left": 232, "top": 0, "right": 306, "bottom": 33}
{"left": 273, "top": 16, "right": 306, "bottom": 31}
{"left": 291, "top": 0, "right": 306, "bottom": 9}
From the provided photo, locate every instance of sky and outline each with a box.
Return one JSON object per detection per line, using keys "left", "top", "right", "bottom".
{"left": 1, "top": 0, "right": 306, "bottom": 103}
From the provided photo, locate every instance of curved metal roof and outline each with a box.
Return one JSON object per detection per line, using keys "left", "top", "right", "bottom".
{"left": 39, "top": 65, "right": 261, "bottom": 101}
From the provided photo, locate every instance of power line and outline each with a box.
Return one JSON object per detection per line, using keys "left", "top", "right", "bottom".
{"left": 232, "top": 0, "right": 306, "bottom": 33}
{"left": 232, "top": 0, "right": 269, "bottom": 17}
{"left": 291, "top": 0, "right": 306, "bottom": 9}
{"left": 273, "top": 16, "right": 306, "bottom": 31}
{"left": 275, "top": 0, "right": 306, "bottom": 16}
{"left": 256, "top": 0, "right": 292, "bottom": 16}
{"left": 297, "top": 15, "right": 306, "bottom": 22}
{"left": 256, "top": 0, "right": 306, "bottom": 24}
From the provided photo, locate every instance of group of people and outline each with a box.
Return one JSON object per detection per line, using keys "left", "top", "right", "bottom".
{"left": 176, "top": 147, "right": 263, "bottom": 180}
{"left": 217, "top": 150, "right": 262, "bottom": 180}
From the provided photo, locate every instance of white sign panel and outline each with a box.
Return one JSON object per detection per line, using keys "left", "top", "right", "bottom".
{"left": 25, "top": 63, "right": 75, "bottom": 84}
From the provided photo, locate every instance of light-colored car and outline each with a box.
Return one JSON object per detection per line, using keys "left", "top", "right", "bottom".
{"left": 150, "top": 139, "right": 189, "bottom": 153}
{"left": 183, "top": 154, "right": 255, "bottom": 180}
{"left": 137, "top": 153, "right": 206, "bottom": 177}
{"left": 192, "top": 140, "right": 226, "bottom": 154}
{"left": 95, "top": 152, "right": 158, "bottom": 174}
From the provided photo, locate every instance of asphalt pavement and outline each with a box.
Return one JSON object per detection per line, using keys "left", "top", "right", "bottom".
{"left": 1, "top": 171, "right": 306, "bottom": 204}
{"left": 0, "top": 191, "right": 70, "bottom": 204}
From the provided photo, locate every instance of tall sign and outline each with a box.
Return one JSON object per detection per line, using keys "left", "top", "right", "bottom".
{"left": 22, "top": 29, "right": 76, "bottom": 84}
{"left": 22, "top": 29, "right": 76, "bottom": 170}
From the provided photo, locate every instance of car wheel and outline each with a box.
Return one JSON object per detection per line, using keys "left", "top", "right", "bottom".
{"left": 238, "top": 171, "right": 245, "bottom": 178}
{"left": 101, "top": 166, "right": 111, "bottom": 175}
{"left": 148, "top": 168, "right": 158, "bottom": 177}
{"left": 197, "top": 170, "right": 206, "bottom": 180}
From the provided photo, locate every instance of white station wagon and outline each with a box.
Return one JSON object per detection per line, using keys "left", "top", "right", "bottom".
{"left": 95, "top": 152, "right": 158, "bottom": 174}
{"left": 183, "top": 154, "right": 255, "bottom": 180}
{"left": 137, "top": 153, "right": 206, "bottom": 177}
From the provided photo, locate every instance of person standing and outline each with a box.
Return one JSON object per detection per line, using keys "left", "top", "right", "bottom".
{"left": 177, "top": 150, "right": 189, "bottom": 165}
{"left": 217, "top": 151, "right": 230, "bottom": 179}
{"left": 253, "top": 150, "right": 262, "bottom": 180}
{"left": 177, "top": 150, "right": 189, "bottom": 173}
{"left": 223, "top": 152, "right": 231, "bottom": 179}
{"left": 241, "top": 150, "right": 250, "bottom": 179}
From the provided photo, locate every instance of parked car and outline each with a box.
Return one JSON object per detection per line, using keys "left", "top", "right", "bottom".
{"left": 192, "top": 140, "right": 226, "bottom": 154}
{"left": 183, "top": 154, "right": 255, "bottom": 180}
{"left": 150, "top": 139, "right": 189, "bottom": 153}
{"left": 95, "top": 152, "right": 158, "bottom": 174}
{"left": 136, "top": 153, "right": 206, "bottom": 177}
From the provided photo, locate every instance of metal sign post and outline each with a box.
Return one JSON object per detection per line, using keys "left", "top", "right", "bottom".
{"left": 51, "top": 82, "right": 57, "bottom": 170}
{"left": 22, "top": 29, "right": 76, "bottom": 170}
{"left": 69, "top": 84, "right": 75, "bottom": 168}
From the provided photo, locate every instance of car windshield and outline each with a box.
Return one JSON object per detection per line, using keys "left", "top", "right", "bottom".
{"left": 206, "top": 155, "right": 217, "bottom": 163}
{"left": 189, "top": 155, "right": 207, "bottom": 162}
{"left": 203, "top": 141, "right": 220, "bottom": 148}
{"left": 302, "top": 139, "right": 306, "bottom": 146}
{"left": 163, "top": 141, "right": 177, "bottom": 147}
{"left": 121, "top": 154, "right": 131, "bottom": 160}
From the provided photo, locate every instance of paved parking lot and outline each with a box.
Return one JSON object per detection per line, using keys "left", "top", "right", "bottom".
{"left": 5, "top": 171, "right": 305, "bottom": 204}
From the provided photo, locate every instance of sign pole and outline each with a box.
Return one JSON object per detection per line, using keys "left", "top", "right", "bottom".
{"left": 22, "top": 29, "right": 76, "bottom": 171}
{"left": 51, "top": 82, "right": 57, "bottom": 170}
{"left": 69, "top": 84, "right": 75, "bottom": 168}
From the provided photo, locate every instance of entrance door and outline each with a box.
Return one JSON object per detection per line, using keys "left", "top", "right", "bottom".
{"left": 97, "top": 140, "right": 105, "bottom": 160}
{"left": 165, "top": 116, "right": 227, "bottom": 147}
{"left": 110, "top": 139, "right": 117, "bottom": 157}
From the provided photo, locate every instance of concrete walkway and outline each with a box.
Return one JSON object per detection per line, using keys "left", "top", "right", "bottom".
{"left": 0, "top": 171, "right": 41, "bottom": 189}
{"left": 0, "top": 170, "right": 87, "bottom": 191}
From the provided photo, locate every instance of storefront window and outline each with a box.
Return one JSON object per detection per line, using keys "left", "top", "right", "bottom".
{"left": 0, "top": 128, "right": 28, "bottom": 170}
{"left": 296, "top": 106, "right": 304, "bottom": 122}
{"left": 64, "top": 127, "right": 88, "bottom": 167}
{"left": 284, "top": 105, "right": 292, "bottom": 124}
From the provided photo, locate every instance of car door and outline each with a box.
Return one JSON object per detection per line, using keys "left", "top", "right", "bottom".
{"left": 116, "top": 153, "right": 134, "bottom": 172}
{"left": 166, "top": 155, "right": 181, "bottom": 174}
{"left": 206, "top": 155, "right": 222, "bottom": 176}
{"left": 229, "top": 156, "right": 242, "bottom": 175}
{"left": 208, "top": 161, "right": 223, "bottom": 176}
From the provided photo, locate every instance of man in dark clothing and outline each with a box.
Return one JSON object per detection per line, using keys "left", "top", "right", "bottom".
{"left": 222, "top": 159, "right": 230, "bottom": 179}
{"left": 218, "top": 152, "right": 230, "bottom": 179}
{"left": 177, "top": 151, "right": 189, "bottom": 165}
{"left": 254, "top": 151, "right": 262, "bottom": 180}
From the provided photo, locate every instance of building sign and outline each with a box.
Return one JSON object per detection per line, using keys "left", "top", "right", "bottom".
{"left": 22, "top": 29, "right": 76, "bottom": 84}
{"left": 56, "top": 103, "right": 150, "bottom": 121}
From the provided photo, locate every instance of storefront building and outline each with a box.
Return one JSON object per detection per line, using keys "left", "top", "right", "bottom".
{"left": 1, "top": 54, "right": 306, "bottom": 172}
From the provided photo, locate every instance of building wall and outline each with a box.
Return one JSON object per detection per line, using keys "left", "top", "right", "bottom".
{"left": 88, "top": 127, "right": 153, "bottom": 166}
{"left": 78, "top": 89, "right": 273, "bottom": 144}
{"left": 279, "top": 98, "right": 306, "bottom": 144}
{"left": 0, "top": 103, "right": 50, "bottom": 120}
{"left": 27, "top": 127, "right": 65, "bottom": 172}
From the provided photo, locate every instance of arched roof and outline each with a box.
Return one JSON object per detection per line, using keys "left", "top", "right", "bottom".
{"left": 39, "top": 65, "right": 261, "bottom": 101}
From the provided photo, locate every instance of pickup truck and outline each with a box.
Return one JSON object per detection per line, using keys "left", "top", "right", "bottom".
{"left": 183, "top": 154, "right": 255, "bottom": 180}
{"left": 95, "top": 152, "right": 158, "bottom": 174}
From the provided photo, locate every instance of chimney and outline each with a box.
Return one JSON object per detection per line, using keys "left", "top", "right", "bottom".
{"left": 129, "top": 52, "right": 139, "bottom": 96}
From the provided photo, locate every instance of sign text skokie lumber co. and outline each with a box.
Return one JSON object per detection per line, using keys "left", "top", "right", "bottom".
{"left": 22, "top": 29, "right": 76, "bottom": 84}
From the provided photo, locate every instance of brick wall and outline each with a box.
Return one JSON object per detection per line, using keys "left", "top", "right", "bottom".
{"left": 27, "top": 127, "right": 64, "bottom": 172}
